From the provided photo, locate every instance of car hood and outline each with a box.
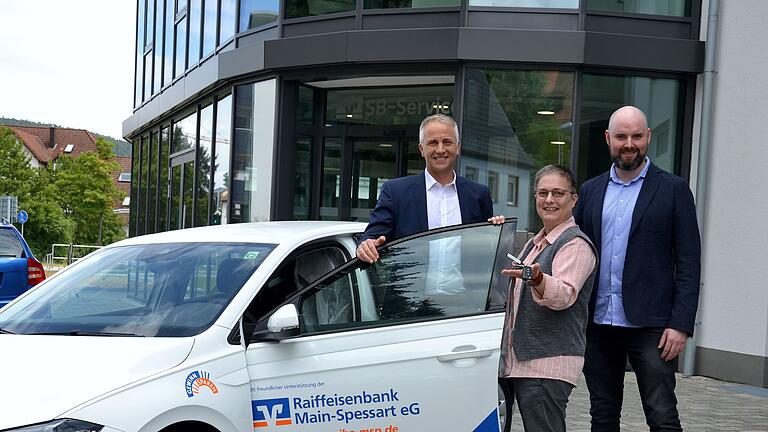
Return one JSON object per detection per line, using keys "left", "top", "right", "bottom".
{"left": 0, "top": 335, "right": 194, "bottom": 429}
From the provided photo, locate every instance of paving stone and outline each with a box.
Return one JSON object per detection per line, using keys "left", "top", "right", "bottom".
{"left": 507, "top": 373, "right": 768, "bottom": 431}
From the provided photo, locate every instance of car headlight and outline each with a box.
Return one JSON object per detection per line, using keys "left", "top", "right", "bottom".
{"left": 3, "top": 419, "right": 103, "bottom": 432}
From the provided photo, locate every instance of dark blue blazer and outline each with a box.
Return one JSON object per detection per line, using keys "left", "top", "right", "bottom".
{"left": 359, "top": 173, "right": 494, "bottom": 243}
{"left": 573, "top": 163, "right": 701, "bottom": 335}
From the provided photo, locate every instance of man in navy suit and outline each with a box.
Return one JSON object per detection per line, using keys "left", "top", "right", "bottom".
{"left": 356, "top": 114, "right": 498, "bottom": 263}
{"left": 574, "top": 106, "right": 701, "bottom": 431}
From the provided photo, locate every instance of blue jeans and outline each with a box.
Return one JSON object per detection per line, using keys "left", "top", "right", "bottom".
{"left": 584, "top": 324, "right": 682, "bottom": 432}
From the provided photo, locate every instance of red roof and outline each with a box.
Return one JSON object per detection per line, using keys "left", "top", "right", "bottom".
{"left": 6, "top": 126, "right": 131, "bottom": 211}
{"left": 8, "top": 127, "right": 53, "bottom": 163}
{"left": 10, "top": 126, "right": 99, "bottom": 159}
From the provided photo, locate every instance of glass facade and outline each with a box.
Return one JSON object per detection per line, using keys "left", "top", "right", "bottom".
{"left": 240, "top": 0, "right": 279, "bottom": 30}
{"left": 578, "top": 73, "right": 683, "bottom": 181}
{"left": 587, "top": 0, "right": 690, "bottom": 17}
{"left": 468, "top": 0, "right": 577, "bottom": 7}
{"left": 463, "top": 68, "right": 575, "bottom": 233}
{"left": 231, "top": 79, "right": 277, "bottom": 223}
{"left": 284, "top": 0, "right": 355, "bottom": 19}
{"left": 129, "top": 0, "right": 697, "bottom": 238}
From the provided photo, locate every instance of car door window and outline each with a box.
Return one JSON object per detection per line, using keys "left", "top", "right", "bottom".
{"left": 299, "top": 222, "right": 510, "bottom": 334}
{"left": 0, "top": 229, "right": 23, "bottom": 257}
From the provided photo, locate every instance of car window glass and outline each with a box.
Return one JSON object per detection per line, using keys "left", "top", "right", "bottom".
{"left": 243, "top": 246, "right": 347, "bottom": 327}
{"left": 0, "top": 229, "right": 23, "bottom": 258}
{"left": 0, "top": 243, "right": 274, "bottom": 337}
{"left": 298, "top": 224, "right": 502, "bottom": 334}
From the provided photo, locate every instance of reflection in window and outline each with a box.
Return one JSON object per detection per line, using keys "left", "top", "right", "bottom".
{"left": 174, "top": 111, "right": 197, "bottom": 153}
{"left": 488, "top": 170, "right": 499, "bottom": 203}
{"left": 587, "top": 0, "right": 690, "bottom": 17}
{"left": 196, "top": 104, "right": 214, "bottom": 227}
{"left": 507, "top": 175, "right": 519, "bottom": 206}
{"left": 220, "top": 0, "right": 236, "bottom": 42}
{"left": 129, "top": 140, "right": 141, "bottom": 236}
{"left": 163, "top": 0, "right": 174, "bottom": 87}
{"left": 469, "top": 0, "right": 576, "bottom": 7}
{"left": 203, "top": 0, "right": 217, "bottom": 57}
{"left": 158, "top": 127, "right": 170, "bottom": 231}
{"left": 578, "top": 73, "right": 682, "bottom": 180}
{"left": 240, "top": 0, "right": 279, "bottom": 31}
{"left": 325, "top": 86, "right": 454, "bottom": 126}
{"left": 154, "top": 0, "right": 164, "bottom": 92}
{"left": 365, "top": 0, "right": 459, "bottom": 9}
{"left": 213, "top": 94, "right": 232, "bottom": 225}
{"left": 284, "top": 0, "right": 355, "bottom": 19}
{"left": 231, "top": 80, "right": 277, "bottom": 223}
{"left": 135, "top": 0, "right": 145, "bottom": 107}
{"left": 147, "top": 132, "right": 159, "bottom": 233}
{"left": 174, "top": 17, "right": 187, "bottom": 78}
{"left": 462, "top": 68, "right": 575, "bottom": 233}
{"left": 189, "top": 0, "right": 202, "bottom": 65}
{"left": 297, "top": 85, "right": 314, "bottom": 124}
{"left": 298, "top": 224, "right": 501, "bottom": 334}
{"left": 464, "top": 166, "right": 479, "bottom": 182}
{"left": 138, "top": 137, "right": 148, "bottom": 235}
{"left": 293, "top": 136, "right": 312, "bottom": 220}
{"left": 320, "top": 138, "right": 342, "bottom": 220}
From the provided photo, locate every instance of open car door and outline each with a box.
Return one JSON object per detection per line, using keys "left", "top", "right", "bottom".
{"left": 244, "top": 219, "right": 517, "bottom": 432}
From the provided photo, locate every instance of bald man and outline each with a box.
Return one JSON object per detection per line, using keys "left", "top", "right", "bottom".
{"left": 573, "top": 106, "right": 701, "bottom": 431}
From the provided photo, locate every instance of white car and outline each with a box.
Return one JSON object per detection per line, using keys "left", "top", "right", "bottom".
{"left": 0, "top": 220, "right": 517, "bottom": 432}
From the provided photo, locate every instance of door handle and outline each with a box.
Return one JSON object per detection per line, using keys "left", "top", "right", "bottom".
{"left": 436, "top": 345, "right": 494, "bottom": 362}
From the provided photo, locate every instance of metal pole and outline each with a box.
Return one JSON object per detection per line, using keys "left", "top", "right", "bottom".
{"left": 683, "top": 0, "right": 720, "bottom": 377}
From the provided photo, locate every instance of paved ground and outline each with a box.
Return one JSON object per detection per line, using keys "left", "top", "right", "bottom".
{"left": 508, "top": 373, "right": 768, "bottom": 431}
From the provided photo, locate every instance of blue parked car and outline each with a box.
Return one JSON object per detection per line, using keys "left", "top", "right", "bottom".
{"left": 0, "top": 222, "right": 45, "bottom": 307}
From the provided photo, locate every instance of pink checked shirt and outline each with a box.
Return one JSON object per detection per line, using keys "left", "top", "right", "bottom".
{"left": 499, "top": 217, "right": 597, "bottom": 386}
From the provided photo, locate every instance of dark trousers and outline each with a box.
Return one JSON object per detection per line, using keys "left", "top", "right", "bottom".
{"left": 584, "top": 324, "right": 682, "bottom": 432}
{"left": 505, "top": 377, "right": 574, "bottom": 432}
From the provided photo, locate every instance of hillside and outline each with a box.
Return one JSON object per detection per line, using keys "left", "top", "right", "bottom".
{"left": 0, "top": 117, "right": 131, "bottom": 157}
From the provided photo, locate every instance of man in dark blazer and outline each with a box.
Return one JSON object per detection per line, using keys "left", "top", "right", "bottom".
{"left": 356, "top": 114, "right": 497, "bottom": 263}
{"left": 573, "top": 106, "right": 701, "bottom": 432}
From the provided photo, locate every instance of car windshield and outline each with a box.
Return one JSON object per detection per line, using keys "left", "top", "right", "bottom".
{"left": 0, "top": 242, "right": 275, "bottom": 337}
{"left": 0, "top": 229, "right": 23, "bottom": 258}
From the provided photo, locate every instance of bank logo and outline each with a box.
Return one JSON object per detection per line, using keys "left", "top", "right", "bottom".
{"left": 253, "top": 398, "right": 292, "bottom": 428}
{"left": 185, "top": 371, "right": 219, "bottom": 398}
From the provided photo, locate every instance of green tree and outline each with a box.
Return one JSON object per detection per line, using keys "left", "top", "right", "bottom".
{"left": 0, "top": 127, "right": 74, "bottom": 257}
{"left": 54, "top": 138, "right": 126, "bottom": 245}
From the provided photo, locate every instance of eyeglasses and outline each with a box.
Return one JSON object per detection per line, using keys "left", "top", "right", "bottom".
{"left": 534, "top": 188, "right": 575, "bottom": 199}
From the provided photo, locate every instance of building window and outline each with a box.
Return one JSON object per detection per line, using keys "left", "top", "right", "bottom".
{"left": 462, "top": 68, "right": 575, "bottom": 233}
{"left": 579, "top": 73, "right": 683, "bottom": 180}
{"left": 213, "top": 94, "right": 233, "bottom": 225}
{"left": 195, "top": 103, "right": 214, "bottom": 227}
{"left": 188, "top": 0, "right": 202, "bottom": 65}
{"left": 488, "top": 171, "right": 499, "bottom": 203}
{"left": 163, "top": 0, "right": 174, "bottom": 87}
{"left": 220, "top": 0, "right": 236, "bottom": 42}
{"left": 284, "top": 0, "right": 355, "bottom": 19}
{"left": 464, "top": 166, "right": 478, "bottom": 182}
{"left": 118, "top": 172, "right": 132, "bottom": 182}
{"left": 365, "top": 0, "right": 459, "bottom": 10}
{"left": 202, "top": 0, "right": 217, "bottom": 57}
{"left": 240, "top": 0, "right": 278, "bottom": 30}
{"left": 586, "top": 0, "right": 691, "bottom": 17}
{"left": 507, "top": 175, "right": 519, "bottom": 207}
{"left": 469, "top": 0, "right": 576, "bottom": 7}
{"left": 232, "top": 79, "right": 277, "bottom": 223}
{"left": 64, "top": 144, "right": 75, "bottom": 153}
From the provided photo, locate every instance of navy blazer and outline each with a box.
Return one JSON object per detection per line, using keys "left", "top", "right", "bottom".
{"left": 359, "top": 173, "right": 494, "bottom": 243}
{"left": 573, "top": 163, "right": 701, "bottom": 335}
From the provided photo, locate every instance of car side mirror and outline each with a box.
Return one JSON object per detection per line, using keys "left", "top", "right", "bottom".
{"left": 248, "top": 304, "right": 300, "bottom": 344}
{"left": 267, "top": 304, "right": 299, "bottom": 333}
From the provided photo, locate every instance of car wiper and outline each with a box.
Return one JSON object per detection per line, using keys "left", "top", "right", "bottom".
{"left": 0, "top": 327, "right": 14, "bottom": 334}
{"left": 28, "top": 330, "right": 144, "bottom": 337}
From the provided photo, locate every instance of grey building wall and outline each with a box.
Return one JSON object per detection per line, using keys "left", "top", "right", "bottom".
{"left": 693, "top": 0, "right": 768, "bottom": 386}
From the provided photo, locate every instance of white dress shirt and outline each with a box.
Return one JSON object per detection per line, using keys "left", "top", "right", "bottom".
{"left": 424, "top": 170, "right": 464, "bottom": 295}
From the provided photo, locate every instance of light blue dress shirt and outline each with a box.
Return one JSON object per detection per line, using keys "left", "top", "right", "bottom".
{"left": 593, "top": 158, "right": 650, "bottom": 326}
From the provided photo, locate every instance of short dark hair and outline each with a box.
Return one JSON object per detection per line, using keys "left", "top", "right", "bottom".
{"left": 534, "top": 165, "right": 577, "bottom": 193}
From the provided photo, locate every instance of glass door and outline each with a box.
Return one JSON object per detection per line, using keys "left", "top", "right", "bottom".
{"left": 349, "top": 138, "right": 398, "bottom": 222}
{"left": 169, "top": 151, "right": 195, "bottom": 230}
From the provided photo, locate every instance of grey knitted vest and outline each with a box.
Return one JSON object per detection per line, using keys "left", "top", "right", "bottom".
{"left": 512, "top": 226, "right": 597, "bottom": 361}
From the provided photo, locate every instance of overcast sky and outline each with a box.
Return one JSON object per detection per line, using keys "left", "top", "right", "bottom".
{"left": 0, "top": 1, "right": 136, "bottom": 139}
